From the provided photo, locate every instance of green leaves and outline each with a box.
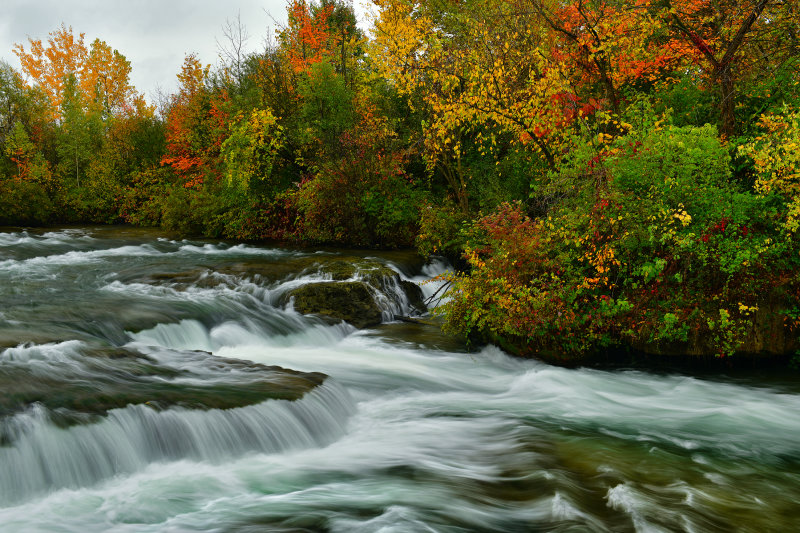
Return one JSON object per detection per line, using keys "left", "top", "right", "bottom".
{"left": 221, "top": 108, "right": 284, "bottom": 195}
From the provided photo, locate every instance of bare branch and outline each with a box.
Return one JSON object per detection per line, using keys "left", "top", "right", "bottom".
{"left": 216, "top": 11, "right": 250, "bottom": 81}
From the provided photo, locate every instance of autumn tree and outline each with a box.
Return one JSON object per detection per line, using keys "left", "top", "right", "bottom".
{"left": 659, "top": 0, "right": 800, "bottom": 136}
{"left": 14, "top": 24, "right": 147, "bottom": 122}
{"left": 371, "top": 0, "right": 572, "bottom": 212}
{"left": 161, "top": 54, "right": 229, "bottom": 189}
{"left": 280, "top": 0, "right": 336, "bottom": 74}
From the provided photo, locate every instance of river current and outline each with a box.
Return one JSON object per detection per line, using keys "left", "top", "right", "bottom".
{"left": 0, "top": 227, "right": 798, "bottom": 532}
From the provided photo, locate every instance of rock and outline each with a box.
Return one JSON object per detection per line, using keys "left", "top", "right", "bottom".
{"left": 128, "top": 253, "right": 428, "bottom": 330}
{"left": 0, "top": 346, "right": 327, "bottom": 425}
{"left": 285, "top": 259, "right": 427, "bottom": 328}
{"left": 289, "top": 282, "right": 384, "bottom": 329}
{"left": 400, "top": 280, "right": 426, "bottom": 312}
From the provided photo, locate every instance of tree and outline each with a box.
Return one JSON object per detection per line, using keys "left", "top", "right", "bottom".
{"left": 57, "top": 74, "right": 95, "bottom": 187}
{"left": 221, "top": 107, "right": 285, "bottom": 194}
{"left": 216, "top": 12, "right": 251, "bottom": 87}
{"left": 4, "top": 121, "right": 36, "bottom": 180}
{"left": 14, "top": 24, "right": 146, "bottom": 122}
{"left": 370, "top": 0, "right": 571, "bottom": 211}
{"left": 660, "top": 0, "right": 799, "bottom": 136}
{"left": 280, "top": 0, "right": 337, "bottom": 74}
{"left": 161, "top": 54, "right": 228, "bottom": 189}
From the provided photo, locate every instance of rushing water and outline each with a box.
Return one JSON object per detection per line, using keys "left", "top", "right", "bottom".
{"left": 1, "top": 226, "right": 799, "bottom": 532}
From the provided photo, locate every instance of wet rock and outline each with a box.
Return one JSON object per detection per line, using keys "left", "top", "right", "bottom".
{"left": 399, "top": 280, "right": 425, "bottom": 312}
{"left": 0, "top": 347, "right": 327, "bottom": 425}
{"left": 123, "top": 253, "right": 427, "bottom": 329}
{"left": 289, "top": 282, "right": 384, "bottom": 329}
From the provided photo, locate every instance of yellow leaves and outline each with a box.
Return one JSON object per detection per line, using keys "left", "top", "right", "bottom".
{"left": 177, "top": 54, "right": 209, "bottom": 97}
{"left": 596, "top": 132, "right": 614, "bottom": 144}
{"left": 740, "top": 106, "right": 800, "bottom": 233}
{"left": 371, "top": 0, "right": 569, "bottom": 173}
{"left": 673, "top": 203, "right": 692, "bottom": 227}
{"left": 222, "top": 107, "right": 284, "bottom": 191}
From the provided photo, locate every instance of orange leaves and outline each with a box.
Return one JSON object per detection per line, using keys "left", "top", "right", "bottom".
{"left": 281, "top": 1, "right": 337, "bottom": 74}
{"left": 82, "top": 38, "right": 137, "bottom": 115}
{"left": 547, "top": 1, "right": 683, "bottom": 104}
{"left": 161, "top": 56, "right": 230, "bottom": 189}
{"left": 14, "top": 24, "right": 145, "bottom": 121}
{"left": 14, "top": 24, "right": 87, "bottom": 121}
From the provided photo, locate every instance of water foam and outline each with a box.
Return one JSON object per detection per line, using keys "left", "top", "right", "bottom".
{"left": 0, "top": 380, "right": 354, "bottom": 505}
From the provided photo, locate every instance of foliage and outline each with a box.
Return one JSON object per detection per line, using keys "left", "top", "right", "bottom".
{"left": 13, "top": 24, "right": 148, "bottom": 121}
{"left": 221, "top": 108, "right": 285, "bottom": 194}
{"left": 0, "top": 177, "right": 54, "bottom": 225}
{"left": 739, "top": 105, "right": 800, "bottom": 233}
{"left": 442, "top": 109, "right": 798, "bottom": 357}
{"left": 416, "top": 201, "right": 469, "bottom": 258}
{"left": 1, "top": 3, "right": 798, "bottom": 359}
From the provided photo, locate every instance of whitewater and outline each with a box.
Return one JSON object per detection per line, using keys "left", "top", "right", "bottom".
{"left": 0, "top": 226, "right": 798, "bottom": 532}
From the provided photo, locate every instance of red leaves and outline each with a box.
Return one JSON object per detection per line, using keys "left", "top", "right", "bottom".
{"left": 700, "top": 217, "right": 751, "bottom": 244}
{"left": 161, "top": 67, "right": 230, "bottom": 189}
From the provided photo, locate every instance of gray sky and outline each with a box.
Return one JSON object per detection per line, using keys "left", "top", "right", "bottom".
{"left": 1, "top": 1, "right": 371, "bottom": 103}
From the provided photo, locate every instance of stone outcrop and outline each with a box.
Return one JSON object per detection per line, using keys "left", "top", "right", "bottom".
{"left": 285, "top": 258, "right": 425, "bottom": 328}
{"left": 289, "top": 281, "right": 385, "bottom": 328}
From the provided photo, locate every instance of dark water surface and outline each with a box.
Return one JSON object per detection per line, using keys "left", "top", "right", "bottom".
{"left": 1, "top": 227, "right": 799, "bottom": 532}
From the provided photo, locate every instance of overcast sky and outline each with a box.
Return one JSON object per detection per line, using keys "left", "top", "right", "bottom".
{"left": 0, "top": 0, "right": 371, "bottom": 103}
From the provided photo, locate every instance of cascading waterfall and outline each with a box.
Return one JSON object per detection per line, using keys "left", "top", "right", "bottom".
{"left": 1, "top": 227, "right": 799, "bottom": 532}
{"left": 0, "top": 382, "right": 354, "bottom": 505}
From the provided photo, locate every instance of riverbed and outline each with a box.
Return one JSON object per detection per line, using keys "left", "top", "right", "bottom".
{"left": 1, "top": 227, "right": 798, "bottom": 532}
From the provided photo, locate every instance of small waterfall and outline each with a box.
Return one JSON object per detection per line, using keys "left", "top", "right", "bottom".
{"left": 0, "top": 381, "right": 355, "bottom": 505}
{"left": 366, "top": 274, "right": 418, "bottom": 321}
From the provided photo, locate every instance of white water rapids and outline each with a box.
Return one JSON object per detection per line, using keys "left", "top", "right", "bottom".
{"left": 0, "top": 227, "right": 798, "bottom": 532}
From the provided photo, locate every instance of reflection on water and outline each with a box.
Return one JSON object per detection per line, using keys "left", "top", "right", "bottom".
{"left": 0, "top": 226, "right": 798, "bottom": 532}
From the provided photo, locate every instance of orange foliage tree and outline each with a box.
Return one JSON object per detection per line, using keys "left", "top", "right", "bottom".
{"left": 14, "top": 24, "right": 146, "bottom": 121}
{"left": 161, "top": 54, "right": 230, "bottom": 189}
{"left": 280, "top": 0, "right": 337, "bottom": 74}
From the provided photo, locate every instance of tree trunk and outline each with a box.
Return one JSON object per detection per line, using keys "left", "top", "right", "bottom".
{"left": 718, "top": 65, "right": 736, "bottom": 138}
{"left": 669, "top": 0, "right": 769, "bottom": 138}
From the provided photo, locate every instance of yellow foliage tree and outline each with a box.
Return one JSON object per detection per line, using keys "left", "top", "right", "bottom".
{"left": 740, "top": 105, "right": 800, "bottom": 233}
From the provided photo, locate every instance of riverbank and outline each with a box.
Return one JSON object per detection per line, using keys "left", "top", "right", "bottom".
{"left": 2, "top": 226, "right": 800, "bottom": 531}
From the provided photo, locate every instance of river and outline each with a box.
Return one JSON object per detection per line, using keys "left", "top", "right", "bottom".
{"left": 0, "top": 226, "right": 798, "bottom": 532}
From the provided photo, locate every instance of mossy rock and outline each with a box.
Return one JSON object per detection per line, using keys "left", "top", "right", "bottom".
{"left": 398, "top": 280, "right": 426, "bottom": 313}
{"left": 130, "top": 256, "right": 402, "bottom": 288}
{"left": 288, "top": 282, "right": 384, "bottom": 329}
{"left": 0, "top": 347, "right": 326, "bottom": 427}
{"left": 316, "top": 258, "right": 398, "bottom": 283}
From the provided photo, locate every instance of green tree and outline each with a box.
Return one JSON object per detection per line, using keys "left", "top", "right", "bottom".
{"left": 57, "top": 74, "right": 98, "bottom": 188}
